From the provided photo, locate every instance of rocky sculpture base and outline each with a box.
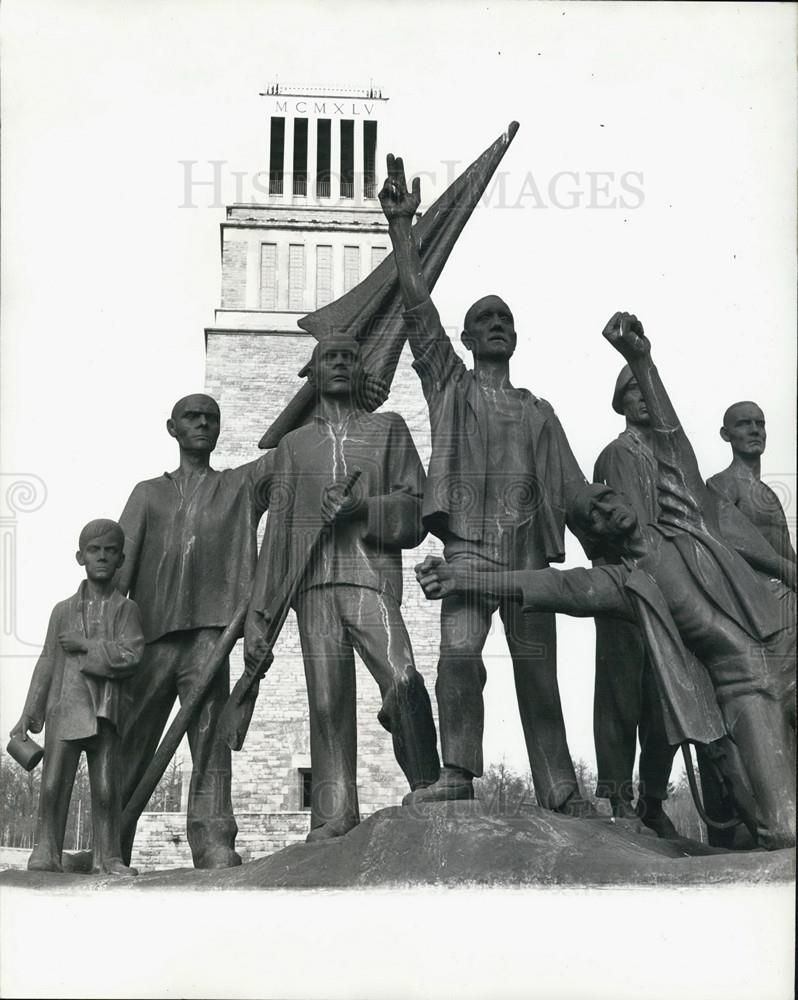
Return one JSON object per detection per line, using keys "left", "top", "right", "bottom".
{"left": 1, "top": 801, "right": 794, "bottom": 890}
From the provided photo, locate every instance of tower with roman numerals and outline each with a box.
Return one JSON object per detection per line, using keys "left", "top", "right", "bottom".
{"left": 137, "top": 85, "right": 441, "bottom": 866}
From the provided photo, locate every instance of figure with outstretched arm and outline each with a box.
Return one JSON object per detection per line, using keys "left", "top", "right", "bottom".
{"left": 381, "top": 153, "right": 593, "bottom": 816}
{"left": 416, "top": 312, "right": 796, "bottom": 851}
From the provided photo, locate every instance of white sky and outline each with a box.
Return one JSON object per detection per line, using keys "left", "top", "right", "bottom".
{"left": 1, "top": 3, "right": 796, "bottom": 998}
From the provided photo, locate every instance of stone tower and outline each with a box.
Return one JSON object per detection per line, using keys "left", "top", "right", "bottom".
{"left": 199, "top": 84, "right": 442, "bottom": 860}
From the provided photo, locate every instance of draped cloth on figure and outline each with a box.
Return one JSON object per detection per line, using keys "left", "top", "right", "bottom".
{"left": 23, "top": 584, "right": 143, "bottom": 741}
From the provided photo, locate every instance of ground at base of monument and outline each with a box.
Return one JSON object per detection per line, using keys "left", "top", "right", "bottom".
{"left": 1, "top": 801, "right": 793, "bottom": 891}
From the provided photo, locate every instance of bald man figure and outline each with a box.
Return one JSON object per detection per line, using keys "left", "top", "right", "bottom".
{"left": 707, "top": 401, "right": 796, "bottom": 576}
{"left": 115, "top": 394, "right": 273, "bottom": 868}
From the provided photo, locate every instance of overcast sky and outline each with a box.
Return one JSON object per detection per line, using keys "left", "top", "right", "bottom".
{"left": 1, "top": 3, "right": 795, "bottom": 997}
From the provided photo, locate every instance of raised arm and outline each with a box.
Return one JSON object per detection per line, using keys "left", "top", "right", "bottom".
{"left": 379, "top": 154, "right": 427, "bottom": 311}
{"left": 379, "top": 155, "right": 464, "bottom": 396}
{"left": 602, "top": 312, "right": 710, "bottom": 514}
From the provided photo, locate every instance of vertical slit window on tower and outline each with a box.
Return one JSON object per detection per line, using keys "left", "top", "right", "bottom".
{"left": 343, "top": 246, "right": 360, "bottom": 292}
{"left": 260, "top": 243, "right": 277, "bottom": 309}
{"left": 340, "top": 120, "right": 354, "bottom": 199}
{"left": 299, "top": 769, "right": 312, "bottom": 811}
{"left": 315, "top": 245, "right": 333, "bottom": 308}
{"left": 293, "top": 118, "right": 308, "bottom": 196}
{"left": 364, "top": 121, "right": 377, "bottom": 199}
{"left": 269, "top": 117, "right": 285, "bottom": 195}
{"left": 288, "top": 244, "right": 306, "bottom": 311}
{"left": 316, "top": 119, "right": 331, "bottom": 198}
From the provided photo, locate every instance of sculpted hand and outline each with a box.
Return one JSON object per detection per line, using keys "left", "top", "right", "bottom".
{"left": 58, "top": 631, "right": 88, "bottom": 654}
{"left": 320, "top": 481, "right": 364, "bottom": 525}
{"left": 414, "top": 555, "right": 468, "bottom": 600}
{"left": 379, "top": 154, "right": 421, "bottom": 223}
{"left": 244, "top": 609, "right": 274, "bottom": 678}
{"left": 10, "top": 713, "right": 41, "bottom": 740}
{"left": 360, "top": 372, "right": 390, "bottom": 412}
{"left": 602, "top": 311, "right": 650, "bottom": 361}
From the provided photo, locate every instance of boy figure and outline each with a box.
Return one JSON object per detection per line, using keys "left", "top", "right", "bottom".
{"left": 10, "top": 520, "right": 144, "bottom": 875}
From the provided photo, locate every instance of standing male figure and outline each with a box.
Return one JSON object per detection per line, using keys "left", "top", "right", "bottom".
{"left": 707, "top": 401, "right": 796, "bottom": 573}
{"left": 592, "top": 366, "right": 678, "bottom": 833}
{"left": 116, "top": 393, "right": 273, "bottom": 868}
{"left": 417, "top": 312, "right": 796, "bottom": 850}
{"left": 245, "top": 338, "right": 440, "bottom": 841}
{"left": 380, "top": 154, "right": 590, "bottom": 813}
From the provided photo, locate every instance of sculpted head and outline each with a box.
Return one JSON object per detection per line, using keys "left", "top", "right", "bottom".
{"left": 305, "top": 337, "right": 362, "bottom": 401}
{"left": 720, "top": 401, "right": 766, "bottom": 458}
{"left": 167, "top": 394, "right": 221, "bottom": 455}
{"left": 76, "top": 519, "right": 125, "bottom": 581}
{"left": 612, "top": 365, "right": 649, "bottom": 428}
{"left": 572, "top": 483, "right": 639, "bottom": 556}
{"left": 461, "top": 295, "right": 517, "bottom": 361}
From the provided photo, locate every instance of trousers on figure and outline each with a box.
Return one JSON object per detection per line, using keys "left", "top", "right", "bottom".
{"left": 593, "top": 616, "right": 677, "bottom": 802}
{"left": 436, "top": 548, "right": 579, "bottom": 810}
{"left": 31, "top": 719, "right": 123, "bottom": 871}
{"left": 118, "top": 628, "right": 238, "bottom": 867}
{"left": 295, "top": 584, "right": 440, "bottom": 834}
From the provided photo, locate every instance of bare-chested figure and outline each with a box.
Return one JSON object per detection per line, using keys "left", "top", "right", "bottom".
{"left": 707, "top": 401, "right": 796, "bottom": 571}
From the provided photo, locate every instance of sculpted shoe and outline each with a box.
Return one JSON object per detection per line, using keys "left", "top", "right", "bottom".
{"left": 306, "top": 817, "right": 358, "bottom": 843}
{"left": 98, "top": 858, "right": 139, "bottom": 877}
{"left": 610, "top": 797, "right": 639, "bottom": 820}
{"left": 194, "top": 847, "right": 243, "bottom": 869}
{"left": 402, "top": 767, "right": 474, "bottom": 806}
{"left": 635, "top": 798, "right": 679, "bottom": 840}
{"left": 27, "top": 853, "right": 63, "bottom": 873}
{"left": 61, "top": 849, "right": 94, "bottom": 873}
{"left": 555, "top": 793, "right": 600, "bottom": 819}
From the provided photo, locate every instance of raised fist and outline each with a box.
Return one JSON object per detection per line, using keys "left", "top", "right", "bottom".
{"left": 602, "top": 311, "right": 650, "bottom": 361}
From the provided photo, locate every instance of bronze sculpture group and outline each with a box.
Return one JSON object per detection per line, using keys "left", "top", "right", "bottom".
{"left": 8, "top": 128, "right": 796, "bottom": 874}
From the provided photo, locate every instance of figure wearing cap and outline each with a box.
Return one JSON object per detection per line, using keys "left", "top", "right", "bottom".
{"left": 416, "top": 313, "right": 796, "bottom": 851}
{"left": 591, "top": 364, "right": 678, "bottom": 834}
{"left": 244, "top": 337, "right": 440, "bottom": 841}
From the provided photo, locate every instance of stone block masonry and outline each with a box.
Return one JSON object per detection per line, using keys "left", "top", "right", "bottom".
{"left": 204, "top": 327, "right": 445, "bottom": 858}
